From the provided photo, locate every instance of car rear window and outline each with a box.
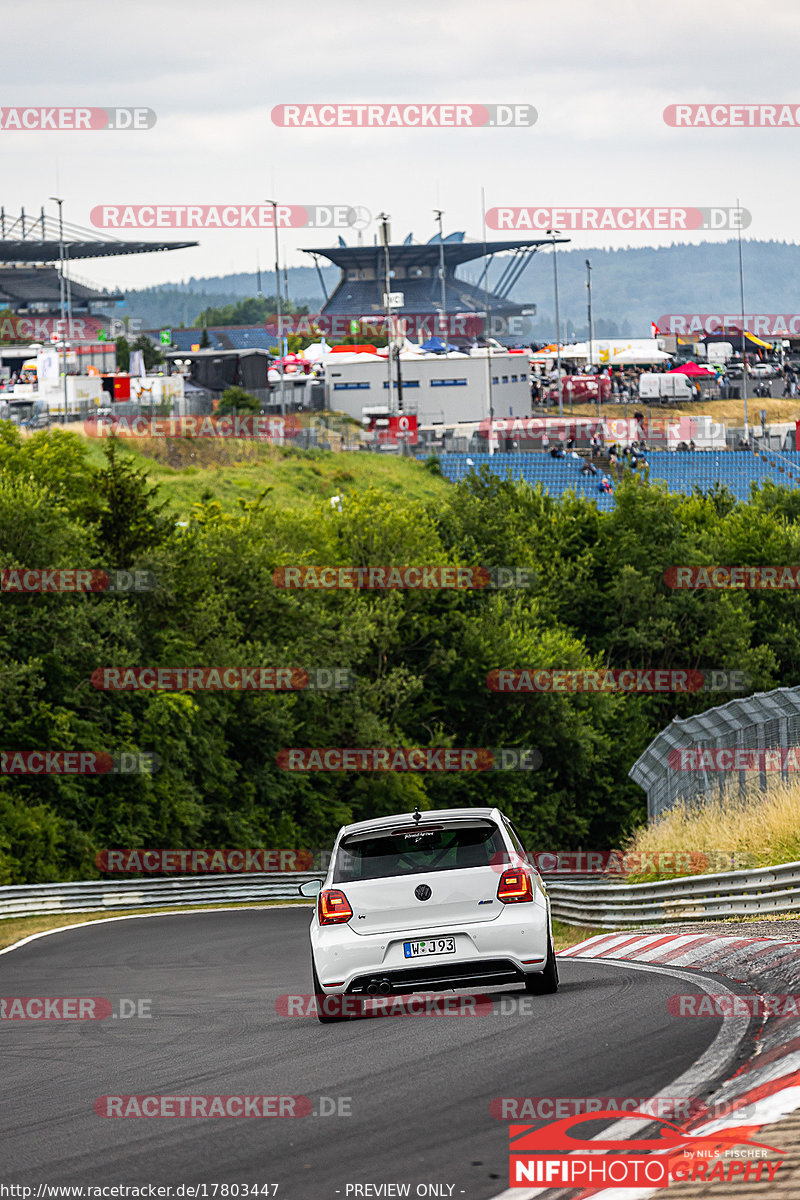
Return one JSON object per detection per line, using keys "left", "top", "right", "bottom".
{"left": 333, "top": 821, "right": 506, "bottom": 882}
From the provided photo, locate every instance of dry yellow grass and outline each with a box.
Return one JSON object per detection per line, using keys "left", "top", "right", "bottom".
{"left": 569, "top": 397, "right": 800, "bottom": 425}
{"left": 623, "top": 777, "right": 800, "bottom": 880}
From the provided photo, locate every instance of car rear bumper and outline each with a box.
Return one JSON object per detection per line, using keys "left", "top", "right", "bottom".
{"left": 310, "top": 904, "right": 550, "bottom": 993}
{"left": 347, "top": 957, "right": 527, "bottom": 994}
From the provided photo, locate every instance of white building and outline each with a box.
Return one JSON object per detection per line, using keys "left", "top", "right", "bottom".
{"left": 323, "top": 352, "right": 530, "bottom": 424}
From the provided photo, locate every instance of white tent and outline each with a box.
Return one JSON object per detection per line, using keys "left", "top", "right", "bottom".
{"left": 302, "top": 341, "right": 332, "bottom": 362}
{"left": 608, "top": 348, "right": 672, "bottom": 364}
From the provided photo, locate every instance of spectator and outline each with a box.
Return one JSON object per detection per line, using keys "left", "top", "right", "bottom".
{"left": 541, "top": 432, "right": 549, "bottom": 452}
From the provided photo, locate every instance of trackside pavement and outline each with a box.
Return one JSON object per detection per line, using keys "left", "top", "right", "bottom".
{"left": 536, "top": 927, "right": 800, "bottom": 1199}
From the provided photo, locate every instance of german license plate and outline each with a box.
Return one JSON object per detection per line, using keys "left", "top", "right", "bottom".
{"left": 403, "top": 937, "right": 456, "bottom": 958}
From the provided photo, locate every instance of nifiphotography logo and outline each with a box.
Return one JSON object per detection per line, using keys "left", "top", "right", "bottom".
{"left": 508, "top": 1110, "right": 783, "bottom": 1188}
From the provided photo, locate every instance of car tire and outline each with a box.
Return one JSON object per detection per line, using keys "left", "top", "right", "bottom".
{"left": 524, "top": 935, "right": 559, "bottom": 995}
{"left": 312, "top": 958, "right": 350, "bottom": 1023}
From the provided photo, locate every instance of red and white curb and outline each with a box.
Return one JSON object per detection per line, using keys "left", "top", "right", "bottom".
{"left": 493, "top": 930, "right": 800, "bottom": 1199}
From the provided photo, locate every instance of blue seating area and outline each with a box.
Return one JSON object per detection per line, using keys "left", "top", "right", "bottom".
{"left": 437, "top": 451, "right": 800, "bottom": 507}
{"left": 166, "top": 327, "right": 277, "bottom": 352}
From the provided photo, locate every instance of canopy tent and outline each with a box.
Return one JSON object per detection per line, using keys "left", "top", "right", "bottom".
{"left": 701, "top": 330, "right": 773, "bottom": 349}
{"left": 302, "top": 341, "right": 332, "bottom": 362}
{"left": 530, "top": 343, "right": 587, "bottom": 360}
{"left": 604, "top": 350, "right": 671, "bottom": 362}
{"left": 606, "top": 348, "right": 672, "bottom": 364}
{"left": 533, "top": 342, "right": 672, "bottom": 364}
{"left": 669, "top": 362, "right": 716, "bottom": 377}
{"left": 420, "top": 336, "right": 460, "bottom": 353}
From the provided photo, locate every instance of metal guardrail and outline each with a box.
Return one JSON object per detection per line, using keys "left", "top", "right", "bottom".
{"left": 0, "top": 873, "right": 325, "bottom": 921}
{"left": 548, "top": 860, "right": 800, "bottom": 927}
{"left": 3, "top": 862, "right": 800, "bottom": 927}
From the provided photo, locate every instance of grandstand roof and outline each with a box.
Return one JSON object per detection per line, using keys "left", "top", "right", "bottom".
{"left": 301, "top": 236, "right": 568, "bottom": 271}
{"left": 0, "top": 209, "right": 197, "bottom": 263}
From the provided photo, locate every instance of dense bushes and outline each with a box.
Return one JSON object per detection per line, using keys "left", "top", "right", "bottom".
{"left": 1, "top": 427, "right": 798, "bottom": 882}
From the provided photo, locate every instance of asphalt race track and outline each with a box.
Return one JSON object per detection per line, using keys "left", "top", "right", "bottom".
{"left": 1, "top": 909, "right": 736, "bottom": 1199}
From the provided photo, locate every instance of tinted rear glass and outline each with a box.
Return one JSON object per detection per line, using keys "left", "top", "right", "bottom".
{"left": 333, "top": 822, "right": 506, "bottom": 882}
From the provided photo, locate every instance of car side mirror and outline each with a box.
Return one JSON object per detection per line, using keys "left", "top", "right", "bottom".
{"left": 299, "top": 878, "right": 322, "bottom": 898}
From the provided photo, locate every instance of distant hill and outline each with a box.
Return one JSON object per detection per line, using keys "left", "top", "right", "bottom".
{"left": 102, "top": 241, "right": 800, "bottom": 339}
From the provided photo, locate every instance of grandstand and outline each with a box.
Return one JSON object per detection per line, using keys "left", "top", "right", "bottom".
{"left": 437, "top": 450, "right": 800, "bottom": 509}
{"left": 0, "top": 206, "right": 197, "bottom": 343}
{"left": 301, "top": 231, "right": 567, "bottom": 340}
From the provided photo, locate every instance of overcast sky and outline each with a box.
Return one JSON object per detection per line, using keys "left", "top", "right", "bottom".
{"left": 3, "top": 0, "right": 800, "bottom": 295}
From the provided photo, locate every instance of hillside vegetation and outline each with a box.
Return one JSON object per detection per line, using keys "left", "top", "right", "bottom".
{"left": 2, "top": 424, "right": 800, "bottom": 883}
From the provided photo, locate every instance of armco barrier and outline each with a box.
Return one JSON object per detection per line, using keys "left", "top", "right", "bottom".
{"left": 0, "top": 873, "right": 326, "bottom": 920}
{"left": 548, "top": 859, "right": 800, "bottom": 927}
{"left": 3, "top": 862, "right": 800, "bottom": 925}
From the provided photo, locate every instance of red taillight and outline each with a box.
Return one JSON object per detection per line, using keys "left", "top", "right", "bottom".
{"left": 318, "top": 888, "right": 353, "bottom": 925}
{"left": 497, "top": 868, "right": 534, "bottom": 904}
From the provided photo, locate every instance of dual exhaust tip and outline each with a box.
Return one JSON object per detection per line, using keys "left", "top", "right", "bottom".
{"left": 366, "top": 979, "right": 392, "bottom": 994}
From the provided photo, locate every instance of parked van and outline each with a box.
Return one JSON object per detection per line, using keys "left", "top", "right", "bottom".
{"left": 638, "top": 373, "right": 696, "bottom": 403}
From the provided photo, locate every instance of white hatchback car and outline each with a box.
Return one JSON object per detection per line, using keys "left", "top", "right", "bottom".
{"left": 299, "top": 806, "right": 557, "bottom": 1022}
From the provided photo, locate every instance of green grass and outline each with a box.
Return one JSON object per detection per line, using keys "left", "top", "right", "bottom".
{"left": 80, "top": 435, "right": 449, "bottom": 519}
{"left": 552, "top": 919, "right": 605, "bottom": 953}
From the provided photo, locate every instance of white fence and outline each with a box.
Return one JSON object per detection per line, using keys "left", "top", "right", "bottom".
{"left": 0, "top": 873, "right": 324, "bottom": 921}
{"left": 548, "top": 861, "right": 800, "bottom": 927}
{"left": 3, "top": 863, "right": 800, "bottom": 927}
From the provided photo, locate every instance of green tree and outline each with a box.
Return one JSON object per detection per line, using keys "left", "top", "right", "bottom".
{"left": 93, "top": 440, "right": 173, "bottom": 566}
{"left": 131, "top": 334, "right": 165, "bottom": 371}
{"left": 115, "top": 335, "right": 130, "bottom": 371}
{"left": 195, "top": 296, "right": 309, "bottom": 328}
{"left": 216, "top": 386, "right": 261, "bottom": 415}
